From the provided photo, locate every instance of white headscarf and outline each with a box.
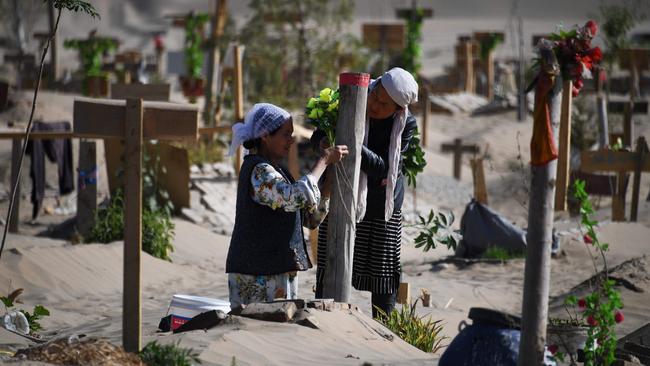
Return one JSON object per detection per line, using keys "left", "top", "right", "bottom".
{"left": 229, "top": 103, "right": 291, "bottom": 156}
{"left": 357, "top": 67, "right": 419, "bottom": 222}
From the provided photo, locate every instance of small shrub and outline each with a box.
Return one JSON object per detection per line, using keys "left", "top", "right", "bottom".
{"left": 482, "top": 246, "right": 525, "bottom": 260}
{"left": 376, "top": 300, "right": 447, "bottom": 353}
{"left": 1, "top": 289, "right": 50, "bottom": 334}
{"left": 139, "top": 341, "right": 201, "bottom": 366}
{"left": 87, "top": 191, "right": 175, "bottom": 262}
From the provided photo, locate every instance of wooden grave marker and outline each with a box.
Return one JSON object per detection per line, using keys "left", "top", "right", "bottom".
{"left": 470, "top": 156, "right": 489, "bottom": 205}
{"left": 473, "top": 31, "right": 505, "bottom": 101}
{"left": 441, "top": 138, "right": 479, "bottom": 180}
{"left": 554, "top": 80, "right": 573, "bottom": 212}
{"left": 73, "top": 97, "right": 198, "bottom": 352}
{"left": 581, "top": 137, "right": 650, "bottom": 221}
{"left": 619, "top": 48, "right": 650, "bottom": 99}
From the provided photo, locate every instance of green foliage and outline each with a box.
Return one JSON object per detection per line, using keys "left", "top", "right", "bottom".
{"left": 402, "top": 129, "right": 426, "bottom": 188}
{"left": 478, "top": 33, "right": 504, "bottom": 61}
{"left": 49, "top": 0, "right": 99, "bottom": 18}
{"left": 240, "top": 0, "right": 365, "bottom": 109}
{"left": 139, "top": 341, "right": 201, "bottom": 366}
{"left": 598, "top": 1, "right": 647, "bottom": 67}
{"left": 482, "top": 246, "right": 525, "bottom": 260}
{"left": 1, "top": 291, "right": 50, "bottom": 334}
{"left": 376, "top": 300, "right": 447, "bottom": 353}
{"left": 305, "top": 87, "right": 340, "bottom": 145}
{"left": 19, "top": 305, "right": 50, "bottom": 333}
{"left": 568, "top": 180, "right": 624, "bottom": 366}
{"left": 402, "top": 9, "right": 424, "bottom": 77}
{"left": 411, "top": 209, "right": 461, "bottom": 252}
{"left": 184, "top": 12, "right": 210, "bottom": 79}
{"left": 63, "top": 37, "right": 117, "bottom": 77}
{"left": 87, "top": 191, "right": 176, "bottom": 262}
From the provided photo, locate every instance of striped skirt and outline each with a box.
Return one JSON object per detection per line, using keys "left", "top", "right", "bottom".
{"left": 316, "top": 210, "right": 402, "bottom": 294}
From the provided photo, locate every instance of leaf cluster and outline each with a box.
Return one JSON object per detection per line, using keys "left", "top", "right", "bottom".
{"left": 412, "top": 209, "right": 461, "bottom": 252}
{"left": 402, "top": 129, "right": 426, "bottom": 188}
{"left": 1, "top": 290, "right": 50, "bottom": 334}
{"left": 139, "top": 340, "right": 201, "bottom": 366}
{"left": 63, "top": 38, "right": 117, "bottom": 77}
{"left": 376, "top": 300, "right": 447, "bottom": 353}
{"left": 50, "top": 0, "right": 99, "bottom": 18}
{"left": 305, "top": 87, "right": 340, "bottom": 145}
{"left": 184, "top": 13, "right": 210, "bottom": 79}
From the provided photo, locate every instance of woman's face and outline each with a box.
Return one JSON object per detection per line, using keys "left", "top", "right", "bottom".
{"left": 367, "top": 84, "right": 399, "bottom": 120}
{"left": 261, "top": 119, "right": 295, "bottom": 161}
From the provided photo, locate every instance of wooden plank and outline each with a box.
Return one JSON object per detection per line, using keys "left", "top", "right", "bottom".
{"left": 581, "top": 150, "right": 650, "bottom": 173}
{"left": 0, "top": 131, "right": 75, "bottom": 139}
{"left": 76, "top": 140, "right": 97, "bottom": 237}
{"left": 110, "top": 83, "right": 171, "bottom": 101}
{"left": 9, "top": 139, "right": 21, "bottom": 233}
{"left": 555, "top": 80, "right": 572, "bottom": 212}
{"left": 73, "top": 98, "right": 198, "bottom": 140}
{"left": 470, "top": 158, "right": 488, "bottom": 205}
{"left": 123, "top": 99, "right": 143, "bottom": 352}
{"left": 607, "top": 100, "right": 648, "bottom": 114}
{"left": 309, "top": 229, "right": 318, "bottom": 264}
{"left": 233, "top": 45, "right": 244, "bottom": 175}
{"left": 397, "top": 282, "right": 411, "bottom": 305}
{"left": 630, "top": 136, "right": 649, "bottom": 222}
{"left": 323, "top": 72, "right": 369, "bottom": 302}
{"left": 613, "top": 172, "right": 627, "bottom": 222}
{"left": 362, "top": 24, "right": 405, "bottom": 51}
{"left": 619, "top": 48, "right": 650, "bottom": 71}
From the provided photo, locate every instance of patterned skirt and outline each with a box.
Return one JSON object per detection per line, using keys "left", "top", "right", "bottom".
{"left": 228, "top": 272, "right": 298, "bottom": 308}
{"left": 316, "top": 210, "right": 402, "bottom": 294}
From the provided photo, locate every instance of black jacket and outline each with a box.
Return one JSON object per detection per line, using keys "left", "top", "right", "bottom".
{"left": 311, "top": 113, "right": 418, "bottom": 220}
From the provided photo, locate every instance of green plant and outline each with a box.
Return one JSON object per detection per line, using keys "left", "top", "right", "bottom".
{"left": 63, "top": 37, "right": 117, "bottom": 77}
{"left": 402, "top": 129, "right": 426, "bottom": 188}
{"left": 402, "top": 8, "right": 424, "bottom": 77}
{"left": 549, "top": 180, "right": 624, "bottom": 365}
{"left": 482, "top": 246, "right": 525, "bottom": 261}
{"left": 1, "top": 290, "right": 50, "bottom": 334}
{"left": 376, "top": 300, "right": 447, "bottom": 353}
{"left": 410, "top": 209, "right": 461, "bottom": 252}
{"left": 139, "top": 340, "right": 201, "bottom": 366}
{"left": 87, "top": 191, "right": 176, "bottom": 262}
{"left": 184, "top": 12, "right": 210, "bottom": 79}
{"left": 598, "top": 1, "right": 647, "bottom": 68}
{"left": 305, "top": 87, "right": 339, "bottom": 145}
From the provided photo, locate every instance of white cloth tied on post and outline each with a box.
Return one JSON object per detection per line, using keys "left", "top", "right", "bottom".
{"left": 229, "top": 103, "right": 291, "bottom": 156}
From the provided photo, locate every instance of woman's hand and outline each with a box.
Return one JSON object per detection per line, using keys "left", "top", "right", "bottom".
{"left": 319, "top": 136, "right": 331, "bottom": 151}
{"left": 323, "top": 145, "right": 348, "bottom": 165}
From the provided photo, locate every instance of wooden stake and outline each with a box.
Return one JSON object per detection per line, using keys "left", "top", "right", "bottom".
{"left": 9, "top": 139, "right": 21, "bottom": 233}
{"left": 322, "top": 73, "right": 368, "bottom": 302}
{"left": 441, "top": 138, "right": 479, "bottom": 180}
{"left": 233, "top": 45, "right": 244, "bottom": 175}
{"left": 309, "top": 229, "right": 318, "bottom": 264}
{"left": 612, "top": 172, "right": 627, "bottom": 222}
{"left": 76, "top": 140, "right": 97, "bottom": 237}
{"left": 397, "top": 282, "right": 411, "bottom": 305}
{"left": 596, "top": 96, "right": 609, "bottom": 149}
{"left": 470, "top": 157, "right": 488, "bottom": 205}
{"left": 554, "top": 80, "right": 572, "bottom": 211}
{"left": 123, "top": 99, "right": 143, "bottom": 352}
{"left": 630, "top": 136, "right": 648, "bottom": 222}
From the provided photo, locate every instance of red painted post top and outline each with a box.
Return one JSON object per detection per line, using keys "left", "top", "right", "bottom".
{"left": 339, "top": 73, "right": 370, "bottom": 87}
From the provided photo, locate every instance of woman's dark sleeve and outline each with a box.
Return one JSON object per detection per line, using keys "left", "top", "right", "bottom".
{"left": 400, "top": 115, "right": 418, "bottom": 154}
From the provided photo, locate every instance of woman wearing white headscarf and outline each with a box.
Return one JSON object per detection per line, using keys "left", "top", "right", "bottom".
{"left": 226, "top": 103, "right": 348, "bottom": 309}
{"left": 313, "top": 68, "right": 419, "bottom": 317}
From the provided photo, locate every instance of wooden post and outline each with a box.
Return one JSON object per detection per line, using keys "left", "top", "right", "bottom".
{"left": 518, "top": 72, "right": 561, "bottom": 365}
{"left": 233, "top": 45, "right": 245, "bottom": 175}
{"left": 309, "top": 229, "right": 318, "bottom": 264}
{"left": 623, "top": 101, "right": 634, "bottom": 148}
{"left": 203, "top": 0, "right": 227, "bottom": 127}
{"left": 630, "top": 136, "right": 648, "bottom": 222}
{"left": 470, "top": 157, "right": 488, "bottom": 205}
{"left": 123, "top": 99, "right": 143, "bottom": 352}
{"left": 9, "top": 139, "right": 22, "bottom": 233}
{"left": 463, "top": 41, "right": 474, "bottom": 93}
{"left": 612, "top": 172, "right": 627, "bottom": 222}
{"left": 322, "top": 73, "right": 368, "bottom": 302}
{"left": 554, "top": 80, "right": 572, "bottom": 211}
{"left": 422, "top": 91, "right": 429, "bottom": 148}
{"left": 485, "top": 50, "right": 494, "bottom": 100}
{"left": 441, "top": 139, "right": 479, "bottom": 180}
{"left": 76, "top": 140, "right": 97, "bottom": 237}
{"left": 397, "top": 282, "right": 411, "bottom": 305}
{"left": 595, "top": 68, "right": 609, "bottom": 149}
{"left": 517, "top": 17, "right": 526, "bottom": 122}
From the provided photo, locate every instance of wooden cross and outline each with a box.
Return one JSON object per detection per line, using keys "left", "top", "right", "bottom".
{"left": 619, "top": 48, "right": 649, "bottom": 100}
{"left": 473, "top": 31, "right": 505, "bottom": 101}
{"left": 73, "top": 97, "right": 198, "bottom": 352}
{"left": 580, "top": 136, "right": 650, "bottom": 222}
{"left": 441, "top": 138, "right": 479, "bottom": 180}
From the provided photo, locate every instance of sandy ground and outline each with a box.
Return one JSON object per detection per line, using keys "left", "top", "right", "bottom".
{"left": 0, "top": 84, "right": 648, "bottom": 365}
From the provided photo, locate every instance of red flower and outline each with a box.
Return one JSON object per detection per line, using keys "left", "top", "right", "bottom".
{"left": 583, "top": 234, "right": 593, "bottom": 244}
{"left": 578, "top": 298, "right": 587, "bottom": 308}
{"left": 615, "top": 311, "right": 624, "bottom": 323}
{"left": 587, "top": 315, "right": 598, "bottom": 327}
{"left": 575, "top": 78, "right": 584, "bottom": 90}
{"left": 585, "top": 20, "right": 598, "bottom": 38}
{"left": 572, "top": 85, "right": 580, "bottom": 97}
{"left": 548, "top": 344, "right": 559, "bottom": 355}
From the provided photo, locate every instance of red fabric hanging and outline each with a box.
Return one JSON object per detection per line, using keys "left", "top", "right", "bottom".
{"left": 530, "top": 72, "right": 558, "bottom": 166}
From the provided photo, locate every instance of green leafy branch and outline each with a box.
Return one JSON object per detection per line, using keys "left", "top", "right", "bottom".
{"left": 410, "top": 209, "right": 461, "bottom": 252}
{"left": 184, "top": 12, "right": 210, "bottom": 79}
{"left": 402, "top": 129, "right": 426, "bottom": 188}
{"left": 1, "top": 290, "right": 50, "bottom": 334}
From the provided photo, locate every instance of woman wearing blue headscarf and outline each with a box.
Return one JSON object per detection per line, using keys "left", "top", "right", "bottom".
{"left": 226, "top": 103, "right": 348, "bottom": 309}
